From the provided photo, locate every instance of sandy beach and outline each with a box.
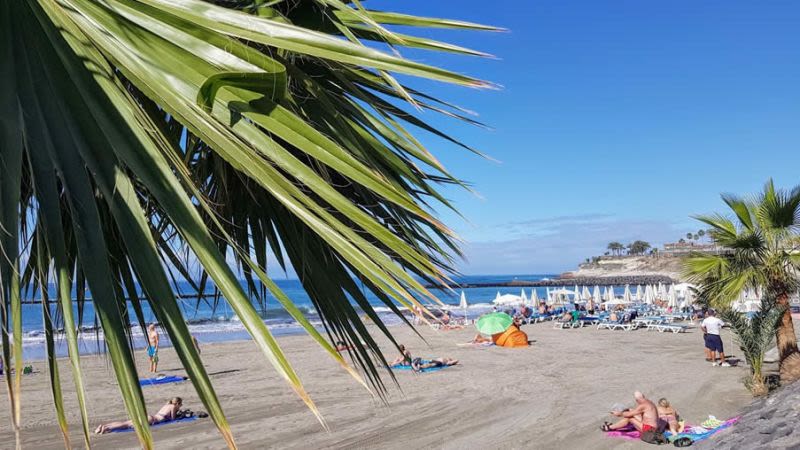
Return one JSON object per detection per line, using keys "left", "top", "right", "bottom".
{"left": 0, "top": 321, "right": 757, "bottom": 449}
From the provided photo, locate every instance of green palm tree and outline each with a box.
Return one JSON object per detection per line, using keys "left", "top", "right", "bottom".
{"left": 683, "top": 180, "right": 800, "bottom": 383}
{"left": 719, "top": 300, "right": 784, "bottom": 396}
{"left": 0, "top": 1, "right": 500, "bottom": 448}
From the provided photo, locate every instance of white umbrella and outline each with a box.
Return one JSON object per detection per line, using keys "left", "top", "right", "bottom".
{"left": 635, "top": 285, "right": 643, "bottom": 301}
{"left": 683, "top": 288, "right": 694, "bottom": 308}
{"left": 659, "top": 283, "right": 668, "bottom": 299}
{"left": 493, "top": 293, "right": 523, "bottom": 306}
{"left": 574, "top": 285, "right": 581, "bottom": 299}
{"left": 582, "top": 286, "right": 592, "bottom": 300}
{"left": 459, "top": 291, "right": 468, "bottom": 323}
{"left": 520, "top": 289, "right": 528, "bottom": 305}
{"left": 531, "top": 289, "right": 540, "bottom": 304}
{"left": 593, "top": 285, "right": 601, "bottom": 302}
{"left": 667, "top": 286, "right": 678, "bottom": 308}
{"left": 623, "top": 284, "right": 632, "bottom": 303}
{"left": 495, "top": 291, "right": 501, "bottom": 302}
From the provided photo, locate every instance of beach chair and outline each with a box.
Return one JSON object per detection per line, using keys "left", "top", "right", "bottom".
{"left": 655, "top": 324, "right": 689, "bottom": 334}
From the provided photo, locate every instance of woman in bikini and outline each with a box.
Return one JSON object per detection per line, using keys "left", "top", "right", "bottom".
{"left": 94, "top": 397, "right": 183, "bottom": 434}
{"left": 656, "top": 398, "right": 681, "bottom": 434}
{"left": 389, "top": 344, "right": 413, "bottom": 367}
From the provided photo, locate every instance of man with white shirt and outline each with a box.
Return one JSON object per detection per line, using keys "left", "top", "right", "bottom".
{"left": 702, "top": 310, "right": 729, "bottom": 367}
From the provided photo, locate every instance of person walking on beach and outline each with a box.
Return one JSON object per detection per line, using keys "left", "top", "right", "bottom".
{"left": 701, "top": 310, "right": 729, "bottom": 367}
{"left": 147, "top": 323, "right": 160, "bottom": 373}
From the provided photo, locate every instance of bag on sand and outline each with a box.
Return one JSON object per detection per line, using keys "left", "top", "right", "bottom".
{"left": 640, "top": 430, "right": 668, "bottom": 445}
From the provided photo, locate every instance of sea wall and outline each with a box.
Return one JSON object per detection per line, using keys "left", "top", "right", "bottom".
{"left": 427, "top": 274, "right": 676, "bottom": 289}
{"left": 701, "top": 381, "right": 800, "bottom": 449}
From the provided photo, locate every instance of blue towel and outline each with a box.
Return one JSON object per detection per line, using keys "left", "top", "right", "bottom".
{"left": 390, "top": 360, "right": 449, "bottom": 373}
{"left": 110, "top": 416, "right": 197, "bottom": 433}
{"left": 139, "top": 375, "right": 187, "bottom": 387}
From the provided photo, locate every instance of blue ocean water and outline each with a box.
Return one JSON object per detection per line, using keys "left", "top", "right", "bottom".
{"left": 15, "top": 274, "right": 606, "bottom": 360}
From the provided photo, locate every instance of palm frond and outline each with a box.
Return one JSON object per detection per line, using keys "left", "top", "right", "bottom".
{"left": 2, "top": 0, "right": 498, "bottom": 448}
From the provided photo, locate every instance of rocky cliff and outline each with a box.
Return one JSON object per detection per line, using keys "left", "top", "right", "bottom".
{"left": 567, "top": 255, "right": 685, "bottom": 281}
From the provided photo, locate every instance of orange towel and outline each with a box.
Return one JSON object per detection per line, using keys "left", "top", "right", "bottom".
{"left": 492, "top": 325, "right": 529, "bottom": 348}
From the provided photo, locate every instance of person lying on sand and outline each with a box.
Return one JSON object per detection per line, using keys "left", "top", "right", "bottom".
{"left": 657, "top": 397, "right": 682, "bottom": 434}
{"left": 411, "top": 357, "right": 458, "bottom": 372}
{"left": 334, "top": 341, "right": 353, "bottom": 352}
{"left": 94, "top": 397, "right": 182, "bottom": 434}
{"left": 390, "top": 344, "right": 413, "bottom": 366}
{"left": 470, "top": 333, "right": 493, "bottom": 344}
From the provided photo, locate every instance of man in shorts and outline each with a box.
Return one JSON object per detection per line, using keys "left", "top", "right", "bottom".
{"left": 702, "top": 310, "right": 729, "bottom": 367}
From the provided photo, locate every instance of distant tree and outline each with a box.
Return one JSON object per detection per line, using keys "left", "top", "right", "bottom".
{"left": 693, "top": 234, "right": 699, "bottom": 240}
{"left": 686, "top": 232, "right": 693, "bottom": 240}
{"left": 603, "top": 251, "right": 610, "bottom": 256}
{"left": 628, "top": 240, "right": 651, "bottom": 255}
{"left": 697, "top": 229, "right": 706, "bottom": 238}
{"left": 678, "top": 238, "right": 686, "bottom": 244}
{"left": 607, "top": 242, "right": 624, "bottom": 256}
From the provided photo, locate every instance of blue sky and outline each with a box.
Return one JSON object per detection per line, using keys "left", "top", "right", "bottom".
{"left": 359, "top": 1, "right": 800, "bottom": 274}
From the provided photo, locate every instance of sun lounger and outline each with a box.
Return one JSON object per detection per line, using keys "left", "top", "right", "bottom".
{"left": 655, "top": 324, "right": 689, "bottom": 334}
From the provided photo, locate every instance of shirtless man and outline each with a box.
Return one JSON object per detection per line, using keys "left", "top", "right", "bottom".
{"left": 94, "top": 397, "right": 183, "bottom": 434}
{"left": 602, "top": 391, "right": 658, "bottom": 434}
{"left": 147, "top": 323, "right": 159, "bottom": 373}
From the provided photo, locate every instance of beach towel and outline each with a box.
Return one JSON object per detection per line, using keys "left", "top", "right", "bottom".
{"left": 109, "top": 416, "right": 197, "bottom": 433}
{"left": 139, "top": 375, "right": 187, "bottom": 387}
{"left": 605, "top": 417, "right": 739, "bottom": 443}
{"left": 390, "top": 360, "right": 450, "bottom": 373}
{"left": 456, "top": 342, "right": 494, "bottom": 348}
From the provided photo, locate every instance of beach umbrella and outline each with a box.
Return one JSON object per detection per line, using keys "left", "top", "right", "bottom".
{"left": 493, "top": 294, "right": 523, "bottom": 306}
{"left": 520, "top": 289, "right": 528, "bottom": 304}
{"left": 593, "top": 285, "right": 601, "bottom": 302}
{"left": 495, "top": 291, "right": 501, "bottom": 302}
{"left": 475, "top": 312, "right": 513, "bottom": 335}
{"left": 531, "top": 289, "right": 540, "bottom": 304}
{"left": 574, "top": 285, "right": 581, "bottom": 299}
{"left": 546, "top": 287, "right": 552, "bottom": 303}
{"left": 623, "top": 285, "right": 632, "bottom": 303}
{"left": 683, "top": 289, "right": 694, "bottom": 308}
{"left": 582, "top": 286, "right": 592, "bottom": 300}
{"left": 459, "top": 291, "right": 469, "bottom": 322}
{"left": 635, "top": 285, "right": 643, "bottom": 301}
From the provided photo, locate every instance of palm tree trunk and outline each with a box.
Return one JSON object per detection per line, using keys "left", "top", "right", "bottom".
{"left": 775, "top": 293, "right": 800, "bottom": 382}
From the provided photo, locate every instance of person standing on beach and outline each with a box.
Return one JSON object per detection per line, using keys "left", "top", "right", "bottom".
{"left": 701, "top": 310, "right": 729, "bottom": 367}
{"left": 147, "top": 323, "right": 160, "bottom": 373}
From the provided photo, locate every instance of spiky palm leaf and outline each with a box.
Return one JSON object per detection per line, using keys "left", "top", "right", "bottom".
{"left": 683, "top": 179, "right": 800, "bottom": 383}
{"left": 0, "top": 1, "right": 501, "bottom": 448}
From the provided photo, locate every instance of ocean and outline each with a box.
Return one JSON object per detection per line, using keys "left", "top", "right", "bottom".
{"left": 14, "top": 274, "right": 604, "bottom": 360}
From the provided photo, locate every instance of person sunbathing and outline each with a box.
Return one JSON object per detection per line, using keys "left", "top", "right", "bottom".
{"left": 602, "top": 391, "right": 659, "bottom": 435}
{"left": 94, "top": 397, "right": 183, "bottom": 434}
{"left": 411, "top": 357, "right": 458, "bottom": 372}
{"left": 334, "top": 341, "right": 353, "bottom": 352}
{"left": 470, "top": 333, "right": 493, "bottom": 344}
{"left": 389, "top": 344, "right": 413, "bottom": 366}
{"left": 657, "top": 398, "right": 681, "bottom": 434}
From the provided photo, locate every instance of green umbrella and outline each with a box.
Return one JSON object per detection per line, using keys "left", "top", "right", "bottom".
{"left": 476, "top": 312, "right": 513, "bottom": 335}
